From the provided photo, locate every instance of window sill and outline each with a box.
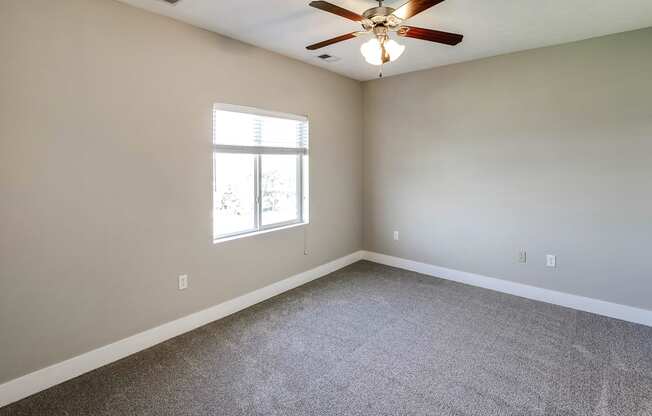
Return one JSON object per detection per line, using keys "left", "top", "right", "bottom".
{"left": 213, "top": 222, "right": 307, "bottom": 245}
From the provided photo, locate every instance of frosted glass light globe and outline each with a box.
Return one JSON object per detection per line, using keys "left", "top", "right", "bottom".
{"left": 360, "top": 38, "right": 405, "bottom": 66}
{"left": 360, "top": 38, "right": 383, "bottom": 66}
{"left": 384, "top": 39, "right": 405, "bottom": 62}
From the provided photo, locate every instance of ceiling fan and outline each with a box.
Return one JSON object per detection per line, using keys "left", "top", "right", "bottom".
{"left": 306, "top": 0, "right": 463, "bottom": 76}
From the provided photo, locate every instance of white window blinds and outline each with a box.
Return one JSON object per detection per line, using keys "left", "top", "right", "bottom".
{"left": 213, "top": 104, "right": 309, "bottom": 155}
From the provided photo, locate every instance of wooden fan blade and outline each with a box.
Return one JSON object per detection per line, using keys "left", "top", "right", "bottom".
{"left": 399, "top": 26, "right": 463, "bottom": 45}
{"left": 306, "top": 32, "right": 358, "bottom": 50}
{"left": 309, "top": 1, "right": 363, "bottom": 22}
{"left": 393, "top": 0, "right": 446, "bottom": 20}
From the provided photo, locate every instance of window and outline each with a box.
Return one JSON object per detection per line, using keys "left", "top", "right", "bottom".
{"left": 213, "top": 104, "right": 309, "bottom": 241}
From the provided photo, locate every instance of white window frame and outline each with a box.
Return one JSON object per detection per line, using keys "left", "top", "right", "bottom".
{"left": 212, "top": 104, "right": 309, "bottom": 242}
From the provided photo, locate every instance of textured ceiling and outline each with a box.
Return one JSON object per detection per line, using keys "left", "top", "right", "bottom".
{"left": 116, "top": 0, "right": 652, "bottom": 80}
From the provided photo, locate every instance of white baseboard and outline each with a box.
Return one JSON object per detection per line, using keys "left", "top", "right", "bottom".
{"left": 362, "top": 251, "right": 652, "bottom": 327}
{"left": 5, "top": 249, "right": 649, "bottom": 408}
{"left": 0, "top": 250, "right": 365, "bottom": 409}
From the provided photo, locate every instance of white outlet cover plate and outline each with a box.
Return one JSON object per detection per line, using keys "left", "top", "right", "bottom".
{"left": 178, "top": 275, "right": 189, "bottom": 290}
{"left": 519, "top": 250, "right": 527, "bottom": 263}
{"left": 546, "top": 255, "right": 556, "bottom": 268}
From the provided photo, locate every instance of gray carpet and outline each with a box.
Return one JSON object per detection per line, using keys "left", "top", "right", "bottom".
{"left": 2, "top": 261, "right": 652, "bottom": 415}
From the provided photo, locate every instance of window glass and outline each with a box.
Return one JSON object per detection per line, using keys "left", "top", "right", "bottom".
{"left": 212, "top": 104, "right": 308, "bottom": 241}
{"left": 261, "top": 154, "right": 299, "bottom": 226}
{"left": 213, "top": 153, "right": 256, "bottom": 237}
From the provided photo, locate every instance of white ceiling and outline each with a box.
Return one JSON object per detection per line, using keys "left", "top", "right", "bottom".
{"left": 117, "top": 0, "right": 652, "bottom": 81}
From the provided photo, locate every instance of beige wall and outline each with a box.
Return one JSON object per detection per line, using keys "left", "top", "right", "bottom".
{"left": 0, "top": 0, "right": 363, "bottom": 383}
{"left": 363, "top": 28, "right": 652, "bottom": 311}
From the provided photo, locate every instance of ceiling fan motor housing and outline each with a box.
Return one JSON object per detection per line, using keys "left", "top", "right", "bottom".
{"left": 361, "top": 7, "right": 403, "bottom": 31}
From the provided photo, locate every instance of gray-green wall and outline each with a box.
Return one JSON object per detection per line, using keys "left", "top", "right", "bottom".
{"left": 0, "top": 0, "right": 363, "bottom": 384}
{"left": 363, "top": 28, "right": 652, "bottom": 311}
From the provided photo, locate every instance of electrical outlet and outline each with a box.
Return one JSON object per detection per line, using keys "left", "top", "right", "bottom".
{"left": 546, "top": 255, "right": 556, "bottom": 268}
{"left": 393, "top": 231, "right": 399, "bottom": 241}
{"left": 178, "top": 274, "right": 188, "bottom": 290}
{"left": 518, "top": 249, "right": 527, "bottom": 263}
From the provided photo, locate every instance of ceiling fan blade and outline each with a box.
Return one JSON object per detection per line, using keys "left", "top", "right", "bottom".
{"left": 306, "top": 32, "right": 359, "bottom": 50}
{"left": 399, "top": 26, "right": 463, "bottom": 45}
{"left": 309, "top": 1, "right": 364, "bottom": 22}
{"left": 392, "top": 0, "right": 446, "bottom": 20}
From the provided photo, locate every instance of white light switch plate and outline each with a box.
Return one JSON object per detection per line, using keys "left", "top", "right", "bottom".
{"left": 393, "top": 231, "right": 399, "bottom": 241}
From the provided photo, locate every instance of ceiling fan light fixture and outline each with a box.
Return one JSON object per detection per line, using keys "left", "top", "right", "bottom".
{"left": 360, "top": 38, "right": 405, "bottom": 66}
